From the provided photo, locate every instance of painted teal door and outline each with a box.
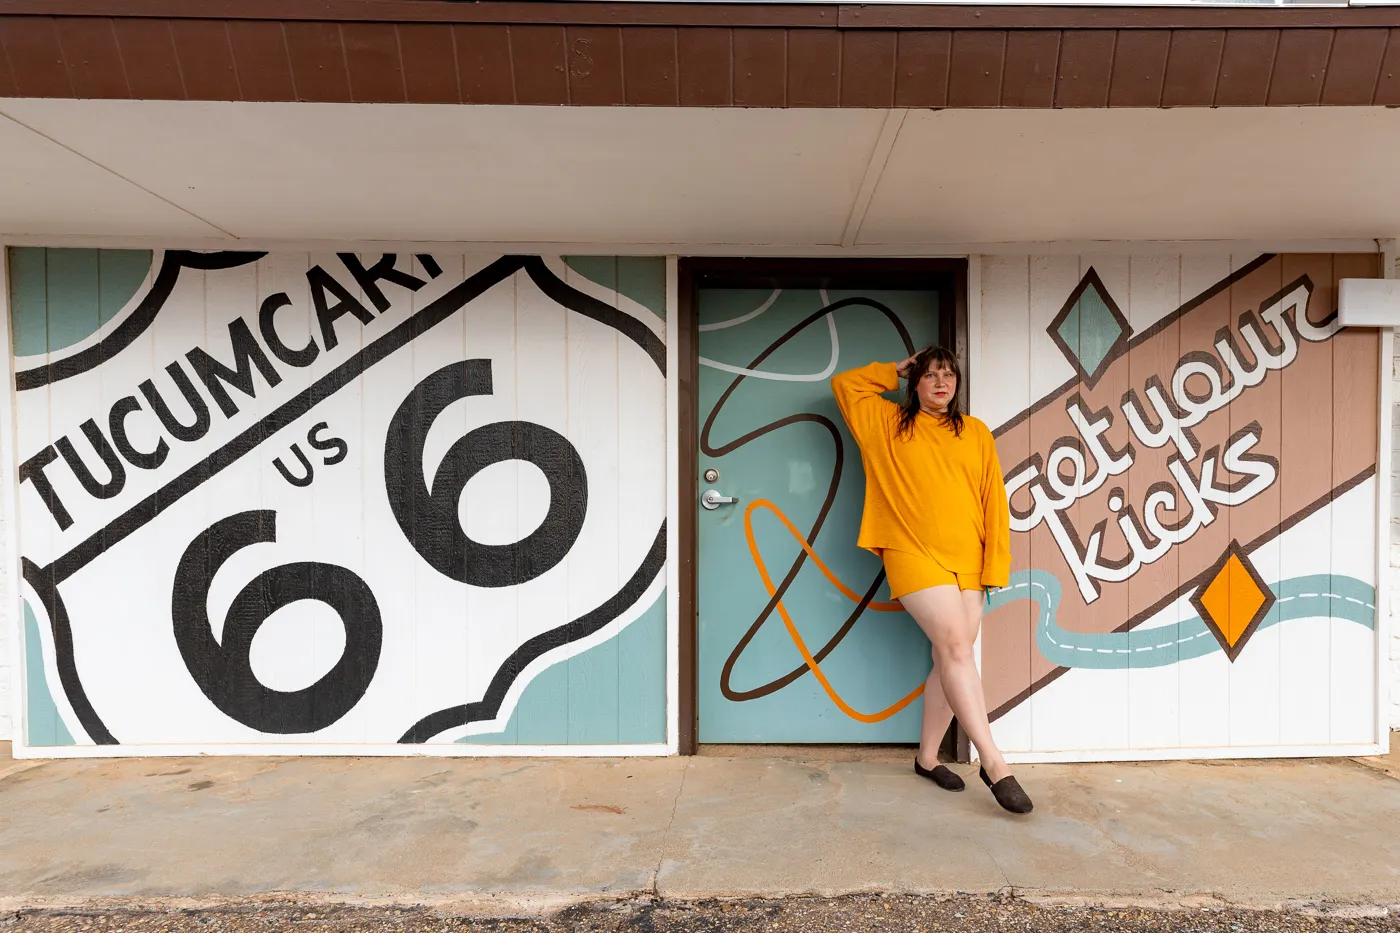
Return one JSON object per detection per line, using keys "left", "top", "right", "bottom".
{"left": 697, "top": 285, "right": 945, "bottom": 742}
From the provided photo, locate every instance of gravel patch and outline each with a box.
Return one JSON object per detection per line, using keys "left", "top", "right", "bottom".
{"left": 7, "top": 895, "right": 1399, "bottom": 933}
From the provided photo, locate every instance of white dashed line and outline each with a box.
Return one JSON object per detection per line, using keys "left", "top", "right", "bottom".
{"left": 1013, "top": 580, "right": 1370, "bottom": 656}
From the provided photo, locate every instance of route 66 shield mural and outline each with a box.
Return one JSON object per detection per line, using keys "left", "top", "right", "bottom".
{"left": 10, "top": 249, "right": 668, "bottom": 750}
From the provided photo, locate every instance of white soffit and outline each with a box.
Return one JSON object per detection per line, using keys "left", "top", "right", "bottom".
{"left": 0, "top": 111, "right": 225, "bottom": 238}
{"left": 860, "top": 107, "right": 1400, "bottom": 244}
{"left": 1, "top": 100, "right": 1399, "bottom": 246}
{"left": 0, "top": 100, "right": 886, "bottom": 244}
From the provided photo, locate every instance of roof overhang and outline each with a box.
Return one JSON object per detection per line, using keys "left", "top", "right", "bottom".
{"left": 3, "top": 100, "right": 1399, "bottom": 245}
{"left": 4, "top": 0, "right": 1400, "bottom": 107}
{"left": 6, "top": 1, "right": 1400, "bottom": 246}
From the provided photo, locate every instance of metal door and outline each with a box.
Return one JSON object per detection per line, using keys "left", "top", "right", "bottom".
{"left": 695, "top": 273, "right": 951, "bottom": 742}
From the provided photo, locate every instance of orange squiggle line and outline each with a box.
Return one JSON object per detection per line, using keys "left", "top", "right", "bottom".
{"left": 744, "top": 498, "right": 924, "bottom": 724}
{"left": 751, "top": 501, "right": 905, "bottom": 613}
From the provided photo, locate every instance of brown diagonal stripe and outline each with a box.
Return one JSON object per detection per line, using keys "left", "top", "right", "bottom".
{"left": 983, "top": 254, "right": 1381, "bottom": 722}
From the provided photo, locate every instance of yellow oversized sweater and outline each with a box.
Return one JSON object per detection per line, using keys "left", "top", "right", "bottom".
{"left": 831, "top": 362, "right": 1012, "bottom": 588}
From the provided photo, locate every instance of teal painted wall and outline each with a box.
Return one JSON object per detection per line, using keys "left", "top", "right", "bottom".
{"left": 9, "top": 247, "right": 151, "bottom": 356}
{"left": 461, "top": 590, "right": 668, "bottom": 745}
{"left": 564, "top": 256, "right": 666, "bottom": 320}
{"left": 24, "top": 602, "right": 74, "bottom": 747}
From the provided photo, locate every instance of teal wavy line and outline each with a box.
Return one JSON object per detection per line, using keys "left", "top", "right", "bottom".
{"left": 986, "top": 570, "right": 1376, "bottom": 670}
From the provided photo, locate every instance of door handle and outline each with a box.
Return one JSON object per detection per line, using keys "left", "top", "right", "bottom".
{"left": 701, "top": 488, "right": 738, "bottom": 510}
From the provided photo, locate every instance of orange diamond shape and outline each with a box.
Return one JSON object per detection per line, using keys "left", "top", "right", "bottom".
{"left": 1189, "top": 541, "right": 1276, "bottom": 662}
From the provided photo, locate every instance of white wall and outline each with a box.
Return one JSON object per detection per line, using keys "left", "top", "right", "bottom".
{"left": 3, "top": 250, "right": 670, "bottom": 754}
{"left": 1390, "top": 326, "right": 1400, "bottom": 732}
{"left": 1, "top": 244, "right": 1395, "bottom": 750}
{"left": 980, "top": 251, "right": 1384, "bottom": 759}
{"left": 0, "top": 249, "right": 11, "bottom": 743}
{"left": 0, "top": 462, "right": 9, "bottom": 742}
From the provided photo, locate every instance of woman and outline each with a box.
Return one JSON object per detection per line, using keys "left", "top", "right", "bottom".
{"left": 832, "top": 346, "right": 1032, "bottom": 815}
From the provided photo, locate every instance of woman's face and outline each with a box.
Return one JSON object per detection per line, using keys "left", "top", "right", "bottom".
{"left": 918, "top": 361, "right": 957, "bottom": 413}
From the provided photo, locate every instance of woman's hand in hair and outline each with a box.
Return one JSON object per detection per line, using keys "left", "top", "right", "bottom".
{"left": 895, "top": 355, "right": 918, "bottom": 380}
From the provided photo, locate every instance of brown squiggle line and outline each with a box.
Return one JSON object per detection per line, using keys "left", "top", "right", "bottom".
{"left": 701, "top": 297, "right": 914, "bottom": 702}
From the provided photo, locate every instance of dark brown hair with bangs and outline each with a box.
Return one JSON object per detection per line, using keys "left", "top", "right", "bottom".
{"left": 897, "top": 345, "right": 964, "bottom": 440}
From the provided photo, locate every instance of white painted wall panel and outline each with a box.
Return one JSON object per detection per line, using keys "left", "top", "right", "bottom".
{"left": 1388, "top": 269, "right": 1400, "bottom": 732}
{"left": 4, "top": 249, "right": 669, "bottom": 754}
{"left": 1124, "top": 254, "right": 1183, "bottom": 751}
{"left": 980, "top": 249, "right": 1384, "bottom": 757}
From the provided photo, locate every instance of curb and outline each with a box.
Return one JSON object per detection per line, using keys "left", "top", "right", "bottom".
{"left": 1, "top": 890, "right": 1396, "bottom": 920}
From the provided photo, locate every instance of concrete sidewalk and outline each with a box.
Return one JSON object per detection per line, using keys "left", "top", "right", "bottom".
{"left": 1, "top": 742, "right": 1398, "bottom": 913}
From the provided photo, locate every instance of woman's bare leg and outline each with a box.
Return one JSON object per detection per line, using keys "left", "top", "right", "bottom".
{"left": 913, "top": 601, "right": 983, "bottom": 770}
{"left": 900, "top": 585, "right": 1011, "bottom": 782}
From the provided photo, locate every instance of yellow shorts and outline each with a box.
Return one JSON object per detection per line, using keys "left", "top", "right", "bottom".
{"left": 881, "top": 549, "right": 982, "bottom": 601}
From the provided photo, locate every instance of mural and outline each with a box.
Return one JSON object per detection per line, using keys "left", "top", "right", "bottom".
{"left": 9, "top": 248, "right": 668, "bottom": 750}
{"left": 697, "top": 253, "right": 1381, "bottom": 754}
{"left": 981, "top": 253, "right": 1381, "bottom": 753}
{"left": 10, "top": 247, "right": 1382, "bottom": 756}
{"left": 696, "top": 286, "right": 943, "bottom": 743}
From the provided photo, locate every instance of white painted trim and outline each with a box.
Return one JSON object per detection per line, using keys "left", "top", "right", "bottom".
{"left": 18, "top": 737, "right": 1382, "bottom": 762}
{"left": 665, "top": 255, "right": 680, "bottom": 756}
{"left": 0, "top": 247, "right": 23, "bottom": 750}
{"left": 12, "top": 742, "right": 675, "bottom": 760}
{"left": 0, "top": 236, "right": 1385, "bottom": 258}
{"left": 966, "top": 255, "right": 984, "bottom": 440}
{"left": 1376, "top": 239, "right": 1395, "bottom": 750}
{"left": 841, "top": 109, "right": 907, "bottom": 249}
{"left": 1004, "top": 743, "right": 1388, "bottom": 765}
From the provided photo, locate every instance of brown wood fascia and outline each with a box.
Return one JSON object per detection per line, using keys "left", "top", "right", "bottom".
{"left": 6, "top": 3, "right": 1400, "bottom": 105}
{"left": 7, "top": 1, "right": 1400, "bottom": 30}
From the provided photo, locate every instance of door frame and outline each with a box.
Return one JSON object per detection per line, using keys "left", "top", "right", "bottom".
{"left": 676, "top": 257, "right": 970, "bottom": 755}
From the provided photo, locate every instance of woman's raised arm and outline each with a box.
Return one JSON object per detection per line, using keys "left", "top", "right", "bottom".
{"left": 830, "top": 361, "right": 904, "bottom": 443}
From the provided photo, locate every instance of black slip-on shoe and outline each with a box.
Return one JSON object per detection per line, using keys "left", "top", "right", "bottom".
{"left": 979, "top": 766, "right": 1034, "bottom": 814}
{"left": 914, "top": 758, "right": 966, "bottom": 791}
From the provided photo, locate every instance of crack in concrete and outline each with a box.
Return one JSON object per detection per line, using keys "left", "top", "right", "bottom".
{"left": 983, "top": 848, "right": 1013, "bottom": 891}
{"left": 941, "top": 805, "right": 1012, "bottom": 892}
{"left": 651, "top": 761, "right": 689, "bottom": 896}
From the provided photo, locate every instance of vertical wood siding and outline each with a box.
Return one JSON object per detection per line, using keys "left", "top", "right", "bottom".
{"left": 980, "top": 251, "right": 1382, "bottom": 753}
{"left": 6, "top": 247, "right": 667, "bottom": 751}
